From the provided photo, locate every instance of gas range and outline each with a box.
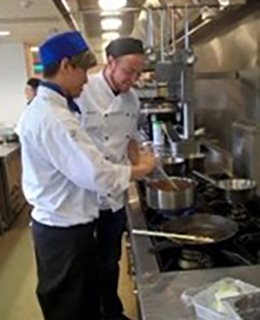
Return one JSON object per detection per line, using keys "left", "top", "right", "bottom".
{"left": 137, "top": 175, "right": 260, "bottom": 273}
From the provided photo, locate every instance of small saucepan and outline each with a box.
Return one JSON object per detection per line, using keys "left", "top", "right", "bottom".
{"left": 160, "top": 156, "right": 185, "bottom": 176}
{"left": 183, "top": 153, "right": 206, "bottom": 173}
{"left": 216, "top": 179, "right": 257, "bottom": 203}
{"left": 145, "top": 177, "right": 195, "bottom": 211}
{"left": 193, "top": 171, "right": 257, "bottom": 203}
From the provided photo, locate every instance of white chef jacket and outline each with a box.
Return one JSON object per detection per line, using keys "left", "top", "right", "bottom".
{"left": 15, "top": 86, "right": 131, "bottom": 227}
{"left": 76, "top": 71, "right": 140, "bottom": 211}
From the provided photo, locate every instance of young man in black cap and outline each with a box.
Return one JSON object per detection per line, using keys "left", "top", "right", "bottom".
{"left": 77, "top": 37, "right": 146, "bottom": 320}
{"left": 16, "top": 32, "right": 155, "bottom": 320}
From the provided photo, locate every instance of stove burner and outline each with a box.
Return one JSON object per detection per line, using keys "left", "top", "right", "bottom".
{"left": 205, "top": 199, "right": 250, "bottom": 225}
{"left": 200, "top": 184, "right": 222, "bottom": 202}
{"left": 158, "top": 207, "right": 195, "bottom": 219}
{"left": 178, "top": 249, "right": 214, "bottom": 270}
{"left": 227, "top": 203, "right": 249, "bottom": 222}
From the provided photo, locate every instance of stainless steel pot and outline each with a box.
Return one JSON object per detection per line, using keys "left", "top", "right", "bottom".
{"left": 160, "top": 156, "right": 185, "bottom": 176}
{"left": 217, "top": 179, "right": 257, "bottom": 203}
{"left": 4, "top": 132, "right": 18, "bottom": 143}
{"left": 193, "top": 171, "right": 257, "bottom": 203}
{"left": 145, "top": 177, "right": 195, "bottom": 211}
{"left": 183, "top": 153, "right": 205, "bottom": 173}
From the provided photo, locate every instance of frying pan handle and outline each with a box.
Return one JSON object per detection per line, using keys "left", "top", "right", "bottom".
{"left": 239, "top": 232, "right": 260, "bottom": 244}
{"left": 192, "top": 170, "right": 217, "bottom": 186}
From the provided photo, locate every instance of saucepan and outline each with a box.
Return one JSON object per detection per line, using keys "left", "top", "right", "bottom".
{"left": 145, "top": 177, "right": 196, "bottom": 211}
{"left": 133, "top": 213, "right": 238, "bottom": 247}
{"left": 159, "top": 155, "right": 185, "bottom": 176}
{"left": 183, "top": 153, "right": 206, "bottom": 173}
{"left": 193, "top": 170, "right": 257, "bottom": 203}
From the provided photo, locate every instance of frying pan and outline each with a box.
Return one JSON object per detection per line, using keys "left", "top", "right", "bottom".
{"left": 160, "top": 213, "right": 238, "bottom": 246}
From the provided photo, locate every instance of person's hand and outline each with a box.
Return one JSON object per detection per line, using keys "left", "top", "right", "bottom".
{"left": 138, "top": 150, "right": 156, "bottom": 174}
{"left": 130, "top": 150, "right": 156, "bottom": 180}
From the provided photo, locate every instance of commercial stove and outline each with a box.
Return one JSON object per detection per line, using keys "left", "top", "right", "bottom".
{"left": 137, "top": 175, "right": 260, "bottom": 273}
{"left": 126, "top": 175, "right": 260, "bottom": 320}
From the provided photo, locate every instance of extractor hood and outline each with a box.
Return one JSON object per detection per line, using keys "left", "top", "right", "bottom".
{"left": 132, "top": 0, "right": 252, "bottom": 54}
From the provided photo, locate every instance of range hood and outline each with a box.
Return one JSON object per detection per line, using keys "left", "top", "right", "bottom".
{"left": 52, "top": 0, "right": 257, "bottom": 60}
{"left": 131, "top": 0, "right": 253, "bottom": 53}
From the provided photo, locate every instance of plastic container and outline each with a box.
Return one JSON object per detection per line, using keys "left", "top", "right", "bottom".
{"left": 223, "top": 291, "right": 260, "bottom": 320}
{"left": 151, "top": 115, "right": 164, "bottom": 146}
{"left": 192, "top": 278, "right": 260, "bottom": 320}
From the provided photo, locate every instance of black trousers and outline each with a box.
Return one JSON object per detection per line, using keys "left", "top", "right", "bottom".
{"left": 97, "top": 208, "right": 127, "bottom": 318}
{"left": 32, "top": 219, "right": 100, "bottom": 320}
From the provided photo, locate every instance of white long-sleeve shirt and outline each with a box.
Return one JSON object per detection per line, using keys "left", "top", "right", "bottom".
{"left": 76, "top": 71, "right": 140, "bottom": 210}
{"left": 16, "top": 86, "right": 131, "bottom": 227}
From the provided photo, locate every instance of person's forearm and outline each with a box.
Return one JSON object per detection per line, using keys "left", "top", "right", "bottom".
{"left": 130, "top": 163, "right": 151, "bottom": 180}
{"left": 127, "top": 138, "right": 140, "bottom": 165}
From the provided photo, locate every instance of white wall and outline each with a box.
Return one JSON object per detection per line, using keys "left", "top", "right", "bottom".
{"left": 0, "top": 43, "right": 27, "bottom": 127}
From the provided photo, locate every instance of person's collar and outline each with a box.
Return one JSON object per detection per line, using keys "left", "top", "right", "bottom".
{"left": 40, "top": 81, "right": 81, "bottom": 114}
{"left": 102, "top": 68, "right": 120, "bottom": 96}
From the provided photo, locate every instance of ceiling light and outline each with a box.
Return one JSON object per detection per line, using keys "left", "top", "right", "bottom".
{"left": 0, "top": 31, "right": 10, "bottom": 37}
{"left": 30, "top": 46, "right": 39, "bottom": 52}
{"left": 101, "top": 18, "right": 122, "bottom": 30}
{"left": 98, "top": 0, "right": 127, "bottom": 11}
{"left": 102, "top": 32, "right": 120, "bottom": 40}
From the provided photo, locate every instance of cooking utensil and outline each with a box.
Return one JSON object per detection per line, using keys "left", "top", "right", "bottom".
{"left": 155, "top": 162, "right": 179, "bottom": 190}
{"left": 161, "top": 213, "right": 238, "bottom": 246}
{"left": 132, "top": 229, "right": 214, "bottom": 243}
{"left": 145, "top": 177, "right": 195, "bottom": 211}
{"left": 160, "top": 155, "right": 185, "bottom": 176}
{"left": 161, "top": 122, "right": 180, "bottom": 142}
{"left": 193, "top": 170, "right": 256, "bottom": 203}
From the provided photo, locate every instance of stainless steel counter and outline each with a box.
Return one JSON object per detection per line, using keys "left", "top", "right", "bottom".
{"left": 126, "top": 184, "right": 260, "bottom": 320}
{"left": 0, "top": 143, "right": 26, "bottom": 234}
{"left": 0, "top": 143, "right": 20, "bottom": 158}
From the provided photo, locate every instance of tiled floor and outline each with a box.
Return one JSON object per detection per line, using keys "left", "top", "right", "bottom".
{"left": 0, "top": 209, "right": 137, "bottom": 320}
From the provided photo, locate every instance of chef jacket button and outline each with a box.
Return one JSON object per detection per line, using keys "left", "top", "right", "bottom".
{"left": 104, "top": 113, "right": 108, "bottom": 117}
{"left": 126, "top": 113, "right": 130, "bottom": 117}
{"left": 107, "top": 193, "right": 111, "bottom": 197}
{"left": 126, "top": 135, "right": 130, "bottom": 139}
{"left": 105, "top": 156, "right": 110, "bottom": 160}
{"left": 105, "top": 136, "right": 109, "bottom": 140}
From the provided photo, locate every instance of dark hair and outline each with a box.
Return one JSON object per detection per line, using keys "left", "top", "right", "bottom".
{"left": 27, "top": 77, "right": 41, "bottom": 89}
{"left": 43, "top": 51, "right": 95, "bottom": 78}
{"left": 105, "top": 37, "right": 144, "bottom": 58}
{"left": 43, "top": 63, "right": 61, "bottom": 78}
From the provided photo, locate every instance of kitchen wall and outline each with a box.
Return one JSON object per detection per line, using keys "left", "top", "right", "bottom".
{"left": 0, "top": 43, "right": 28, "bottom": 127}
{"left": 193, "top": 11, "right": 260, "bottom": 151}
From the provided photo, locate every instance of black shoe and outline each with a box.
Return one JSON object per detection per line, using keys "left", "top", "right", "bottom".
{"left": 102, "top": 314, "right": 132, "bottom": 320}
{"left": 119, "top": 315, "right": 132, "bottom": 320}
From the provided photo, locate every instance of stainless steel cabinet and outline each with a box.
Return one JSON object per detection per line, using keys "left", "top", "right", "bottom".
{"left": 0, "top": 144, "right": 26, "bottom": 234}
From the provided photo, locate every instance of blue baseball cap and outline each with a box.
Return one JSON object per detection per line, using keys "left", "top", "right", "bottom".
{"left": 39, "top": 30, "right": 96, "bottom": 69}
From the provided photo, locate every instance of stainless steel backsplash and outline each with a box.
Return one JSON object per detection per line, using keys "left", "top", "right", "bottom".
{"left": 193, "top": 11, "right": 260, "bottom": 150}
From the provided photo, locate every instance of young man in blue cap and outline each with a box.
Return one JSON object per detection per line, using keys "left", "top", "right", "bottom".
{"left": 77, "top": 37, "right": 146, "bottom": 320}
{"left": 16, "top": 31, "right": 155, "bottom": 320}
